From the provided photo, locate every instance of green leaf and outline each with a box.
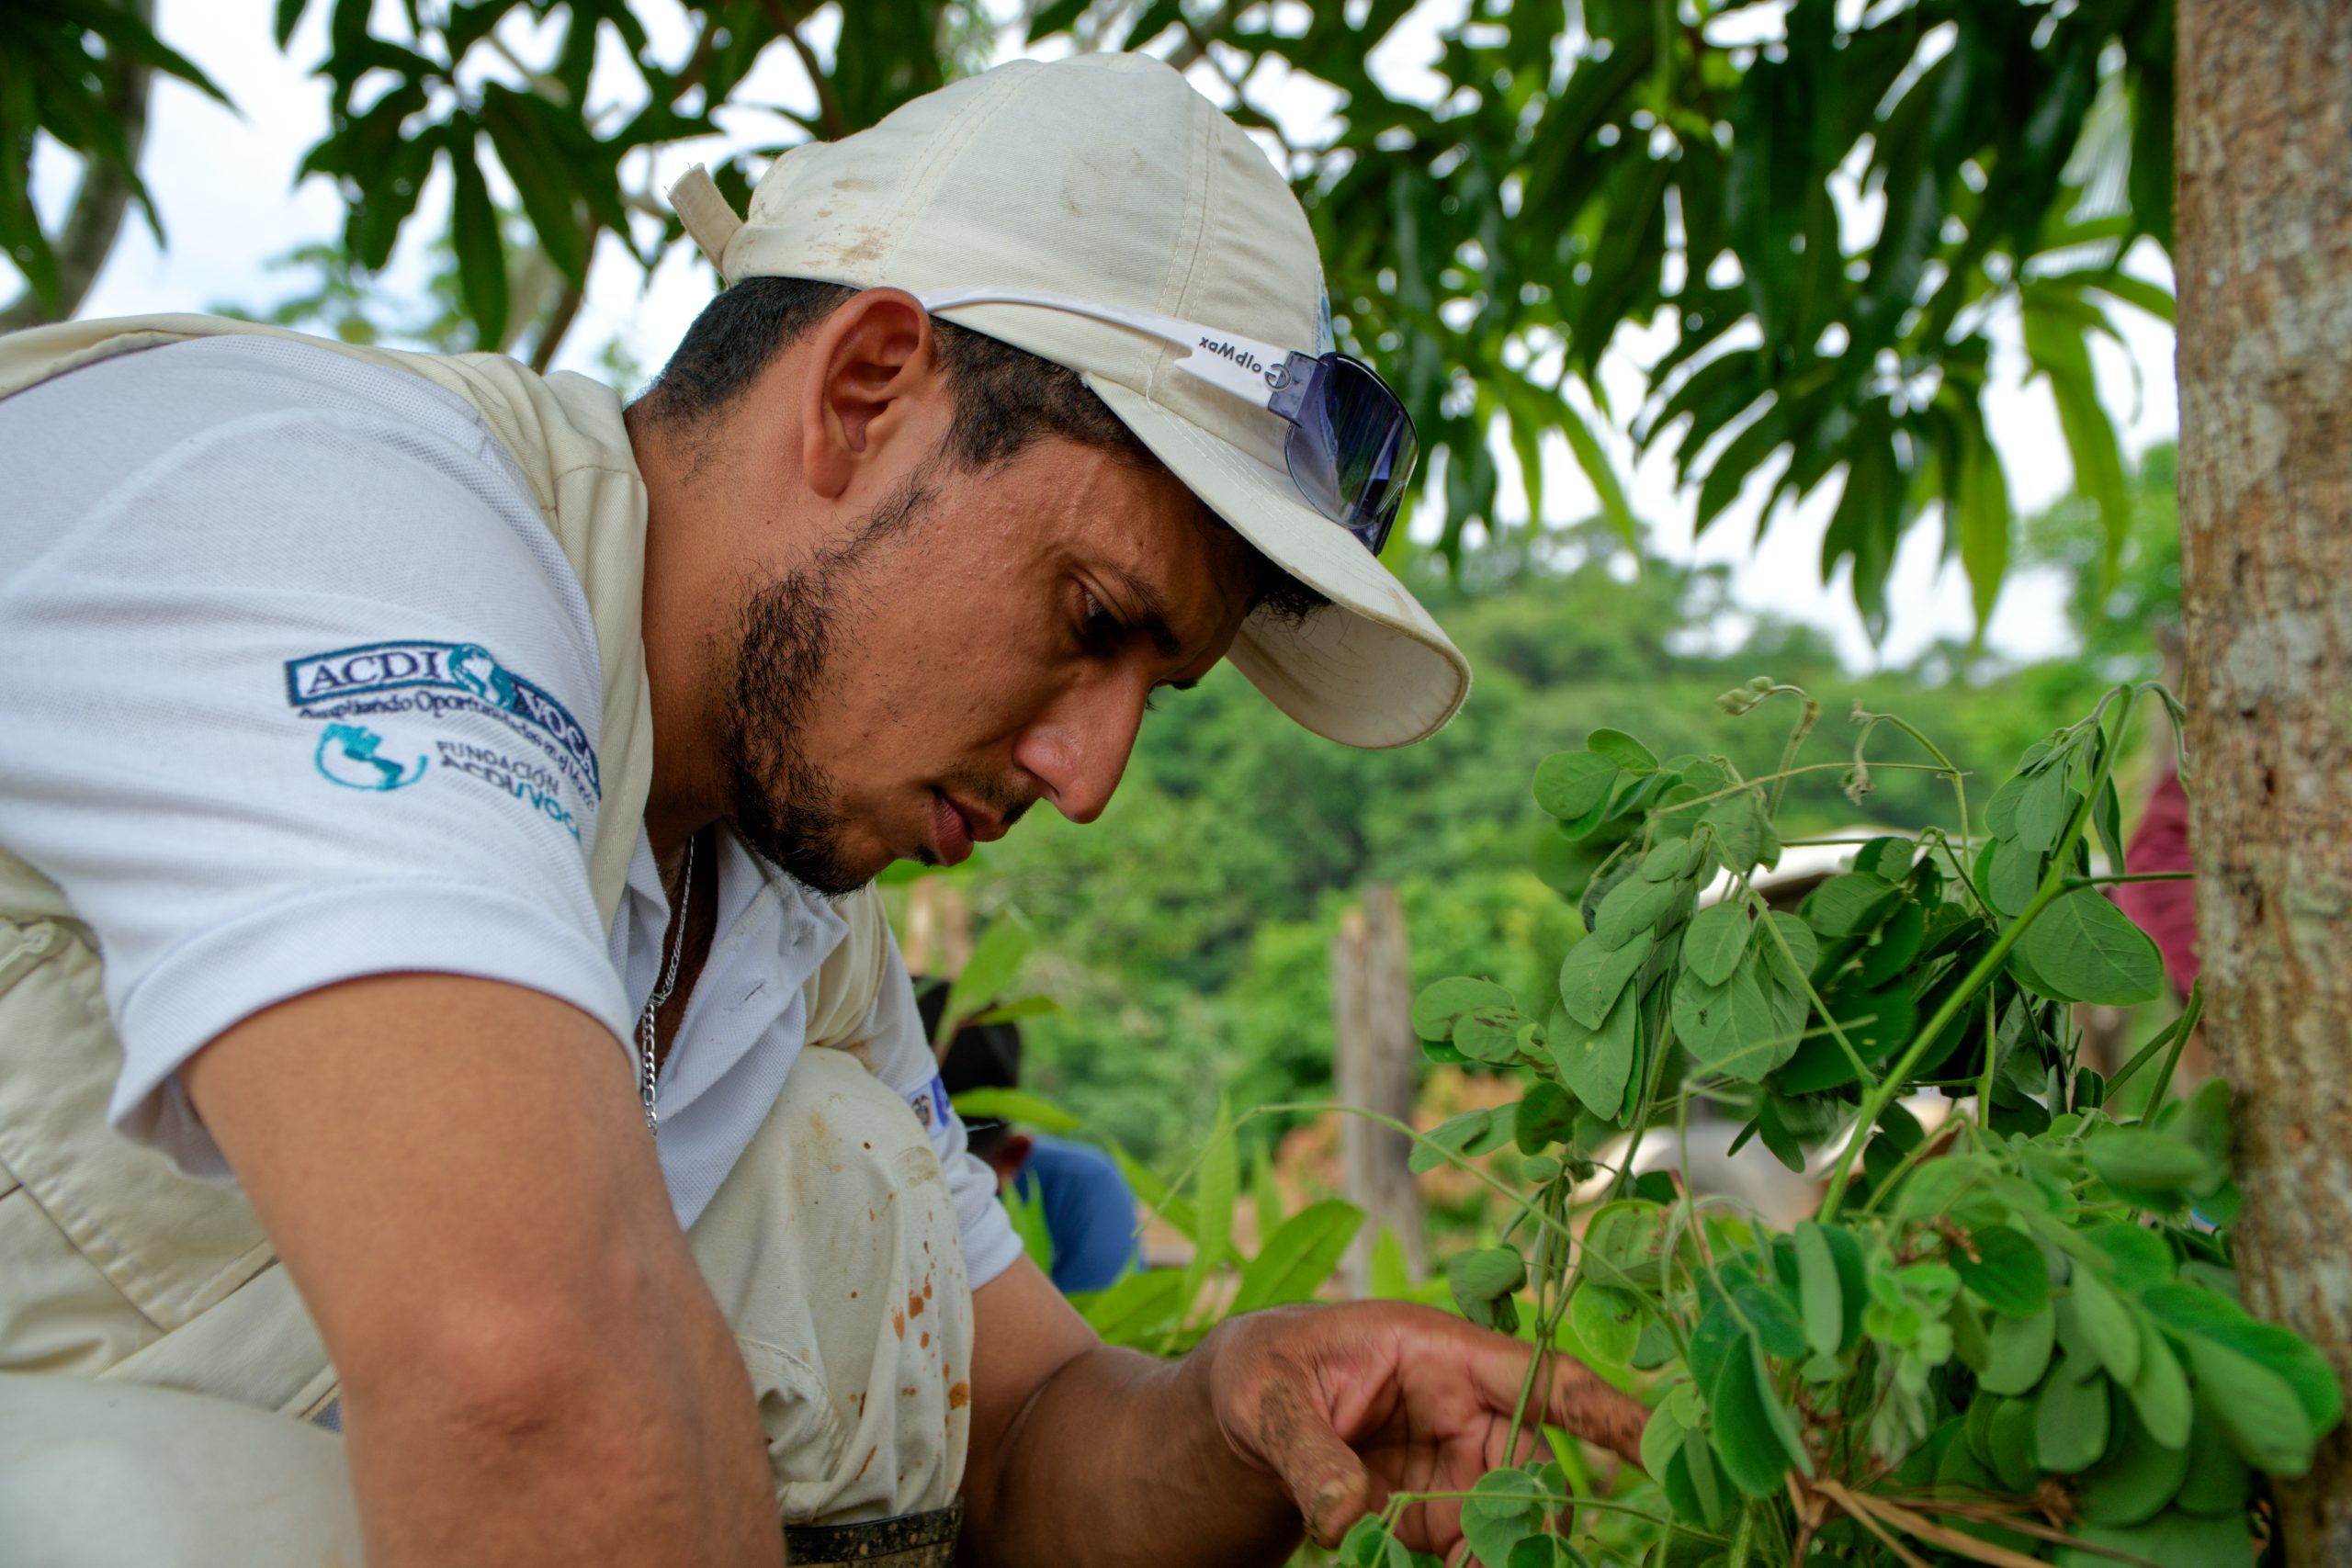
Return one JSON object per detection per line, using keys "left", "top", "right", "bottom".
{"left": 1701, "top": 791, "right": 1770, "bottom": 872}
{"left": 2017, "top": 765, "right": 2074, "bottom": 854}
{"left": 2055, "top": 1511, "right": 2254, "bottom": 1568}
{"left": 1076, "top": 1267, "right": 1184, "bottom": 1345}
{"left": 1589, "top": 874, "right": 1684, "bottom": 949}
{"left": 1707, "top": 1335, "right": 1811, "bottom": 1495}
{"left": 2140, "top": 1284, "right": 2345, "bottom": 1435}
{"left": 1587, "top": 728, "right": 1657, "bottom": 774}
{"left": 2070, "top": 1265, "right": 2143, "bottom": 1385}
{"left": 1448, "top": 1246, "right": 1527, "bottom": 1332}
{"left": 2181, "top": 1333, "right": 2319, "bottom": 1476}
{"left": 478, "top": 83, "right": 591, "bottom": 288}
{"left": 1556, "top": 931, "right": 1653, "bottom": 1031}
{"left": 1551, "top": 986, "right": 1640, "bottom": 1121}
{"left": 2174, "top": 1411, "right": 2252, "bottom": 1515}
{"left": 2079, "top": 1403, "right": 2191, "bottom": 1527}
{"left": 1952, "top": 1224, "right": 2052, "bottom": 1317}
{"left": 1854, "top": 836, "right": 1917, "bottom": 882}
{"left": 2086, "top": 1126, "right": 2210, "bottom": 1204}
{"left": 1733, "top": 1280, "right": 1808, "bottom": 1360}
{"left": 1799, "top": 872, "right": 1894, "bottom": 939}
{"left": 1412, "top": 977, "right": 1516, "bottom": 1043}
{"left": 1673, "top": 966, "right": 1785, "bottom": 1081}
{"left": 1579, "top": 1200, "right": 1681, "bottom": 1294}
{"left": 2127, "top": 1311, "right": 2193, "bottom": 1450}
{"left": 2014, "top": 888, "right": 2165, "bottom": 1005}
{"left": 1984, "top": 837, "right": 2044, "bottom": 918}
{"left": 1230, "top": 1201, "right": 1363, "bottom": 1316}
{"left": 1171, "top": 1100, "right": 1238, "bottom": 1338}
{"left": 1640, "top": 1395, "right": 1690, "bottom": 1486}
{"left": 1460, "top": 1467, "right": 1542, "bottom": 1568}
{"left": 936, "top": 917, "right": 1035, "bottom": 1045}
{"left": 948, "top": 1087, "right": 1080, "bottom": 1135}
{"left": 1569, "top": 1282, "right": 1642, "bottom": 1370}
{"left": 1453, "top": 1004, "right": 1531, "bottom": 1066}
{"left": 1532, "top": 750, "right": 1620, "bottom": 825}
{"left": 1979, "top": 1303, "right": 2057, "bottom": 1395}
{"left": 445, "top": 126, "right": 508, "bottom": 349}
{"left": 1409, "top": 1110, "right": 1493, "bottom": 1174}
{"left": 1855, "top": 897, "right": 1927, "bottom": 987}
{"left": 1682, "top": 901, "right": 1751, "bottom": 987}
{"left": 1793, "top": 1221, "right": 1848, "bottom": 1356}
{"left": 1759, "top": 910, "right": 1820, "bottom": 994}
{"left": 2034, "top": 1357, "right": 2112, "bottom": 1472}
{"left": 970, "top": 993, "right": 1061, "bottom": 1026}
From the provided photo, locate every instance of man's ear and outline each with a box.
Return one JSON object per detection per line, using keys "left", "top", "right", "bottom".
{"left": 800, "top": 288, "right": 944, "bottom": 500}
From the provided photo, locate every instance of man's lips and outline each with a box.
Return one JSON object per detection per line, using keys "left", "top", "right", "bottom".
{"left": 928, "top": 790, "right": 1011, "bottom": 866}
{"left": 931, "top": 791, "right": 973, "bottom": 865}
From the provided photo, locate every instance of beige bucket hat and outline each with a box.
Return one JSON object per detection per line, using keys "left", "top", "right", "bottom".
{"left": 667, "top": 52, "right": 1469, "bottom": 748}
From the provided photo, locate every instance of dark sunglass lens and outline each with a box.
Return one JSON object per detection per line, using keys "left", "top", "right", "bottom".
{"left": 1283, "top": 357, "right": 1418, "bottom": 554}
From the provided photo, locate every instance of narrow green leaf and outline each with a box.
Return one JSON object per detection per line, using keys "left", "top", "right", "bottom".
{"left": 948, "top": 1086, "right": 1080, "bottom": 1135}
{"left": 446, "top": 126, "right": 508, "bottom": 350}
{"left": 1229, "top": 1201, "right": 1363, "bottom": 1316}
{"left": 1794, "top": 1221, "right": 1845, "bottom": 1356}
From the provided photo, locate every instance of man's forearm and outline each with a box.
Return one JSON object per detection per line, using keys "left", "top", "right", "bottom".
{"left": 966, "top": 1322, "right": 1301, "bottom": 1568}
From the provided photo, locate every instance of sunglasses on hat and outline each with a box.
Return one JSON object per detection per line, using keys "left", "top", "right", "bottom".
{"left": 916, "top": 286, "right": 1419, "bottom": 556}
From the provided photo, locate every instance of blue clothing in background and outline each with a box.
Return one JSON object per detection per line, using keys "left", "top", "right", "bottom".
{"left": 1012, "top": 1136, "right": 1142, "bottom": 1293}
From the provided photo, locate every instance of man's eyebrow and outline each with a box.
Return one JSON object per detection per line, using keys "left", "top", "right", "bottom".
{"left": 1107, "top": 567, "right": 1184, "bottom": 660}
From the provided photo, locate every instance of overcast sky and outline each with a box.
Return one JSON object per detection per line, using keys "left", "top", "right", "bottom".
{"left": 36, "top": 0, "right": 2178, "bottom": 671}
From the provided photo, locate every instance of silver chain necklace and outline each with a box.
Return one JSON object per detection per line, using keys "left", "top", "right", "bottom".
{"left": 639, "top": 833, "right": 695, "bottom": 1135}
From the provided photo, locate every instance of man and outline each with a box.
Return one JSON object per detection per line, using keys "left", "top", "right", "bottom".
{"left": 0, "top": 53, "right": 1642, "bottom": 1566}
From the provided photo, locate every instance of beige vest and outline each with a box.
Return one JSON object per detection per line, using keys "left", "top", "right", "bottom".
{"left": 0, "top": 315, "right": 896, "bottom": 1422}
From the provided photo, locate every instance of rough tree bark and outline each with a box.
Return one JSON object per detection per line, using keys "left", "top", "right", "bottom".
{"left": 2175, "top": 2, "right": 2352, "bottom": 1554}
{"left": 0, "top": 0, "right": 154, "bottom": 333}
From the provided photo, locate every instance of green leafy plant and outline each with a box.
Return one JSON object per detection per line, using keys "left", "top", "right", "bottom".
{"left": 1341, "top": 681, "right": 2339, "bottom": 1566}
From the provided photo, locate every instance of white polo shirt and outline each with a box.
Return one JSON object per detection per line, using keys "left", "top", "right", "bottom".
{"left": 0, "top": 334, "right": 1018, "bottom": 1288}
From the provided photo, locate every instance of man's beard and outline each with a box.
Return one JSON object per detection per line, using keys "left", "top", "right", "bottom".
{"left": 718, "top": 470, "right": 935, "bottom": 897}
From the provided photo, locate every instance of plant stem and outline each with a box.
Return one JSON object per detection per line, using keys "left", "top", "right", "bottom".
{"left": 2143, "top": 981, "right": 2204, "bottom": 1111}
{"left": 1818, "top": 877, "right": 2063, "bottom": 1219}
{"left": 1819, "top": 687, "right": 2143, "bottom": 1218}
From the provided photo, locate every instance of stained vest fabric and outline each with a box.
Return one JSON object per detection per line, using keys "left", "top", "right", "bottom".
{"left": 0, "top": 316, "right": 964, "bottom": 1525}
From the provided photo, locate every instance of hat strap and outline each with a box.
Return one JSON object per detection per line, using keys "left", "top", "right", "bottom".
{"left": 668, "top": 164, "right": 743, "bottom": 276}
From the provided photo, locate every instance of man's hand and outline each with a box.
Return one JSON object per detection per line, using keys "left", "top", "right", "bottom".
{"left": 961, "top": 1262, "right": 1645, "bottom": 1568}
{"left": 1204, "top": 1302, "right": 1646, "bottom": 1557}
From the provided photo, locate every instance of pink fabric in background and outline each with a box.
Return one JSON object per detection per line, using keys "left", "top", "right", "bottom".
{"left": 2113, "top": 768, "right": 2199, "bottom": 997}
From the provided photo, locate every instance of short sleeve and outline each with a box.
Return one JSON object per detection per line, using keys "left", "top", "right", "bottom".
{"left": 854, "top": 934, "right": 1024, "bottom": 1291}
{"left": 0, "top": 340, "right": 630, "bottom": 1171}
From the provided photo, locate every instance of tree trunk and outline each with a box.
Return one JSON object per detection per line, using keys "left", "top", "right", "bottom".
{"left": 2175, "top": 3, "right": 2352, "bottom": 1552}
{"left": 1332, "top": 886, "right": 1426, "bottom": 1292}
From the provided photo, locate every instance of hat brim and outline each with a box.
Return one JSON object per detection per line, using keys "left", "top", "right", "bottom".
{"left": 1087, "top": 378, "right": 1471, "bottom": 750}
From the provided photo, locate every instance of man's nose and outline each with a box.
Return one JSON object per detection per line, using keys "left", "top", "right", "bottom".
{"left": 1011, "top": 681, "right": 1146, "bottom": 826}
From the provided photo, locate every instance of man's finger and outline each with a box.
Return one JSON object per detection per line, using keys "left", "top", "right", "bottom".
{"left": 1252, "top": 1366, "right": 1378, "bottom": 1547}
{"left": 1530, "top": 1351, "right": 1647, "bottom": 1464}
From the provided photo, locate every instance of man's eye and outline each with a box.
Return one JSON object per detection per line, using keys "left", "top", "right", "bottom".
{"left": 1079, "top": 590, "right": 1125, "bottom": 654}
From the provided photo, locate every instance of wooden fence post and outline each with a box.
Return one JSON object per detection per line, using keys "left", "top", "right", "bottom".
{"left": 1333, "top": 884, "right": 1427, "bottom": 1292}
